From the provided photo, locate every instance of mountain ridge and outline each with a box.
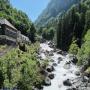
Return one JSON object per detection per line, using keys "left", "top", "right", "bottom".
{"left": 35, "top": 0, "right": 79, "bottom": 28}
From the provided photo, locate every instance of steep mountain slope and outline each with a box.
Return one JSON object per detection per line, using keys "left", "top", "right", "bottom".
{"left": 35, "top": 0, "right": 79, "bottom": 28}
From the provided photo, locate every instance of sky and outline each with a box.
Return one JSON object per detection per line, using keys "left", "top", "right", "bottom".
{"left": 10, "top": 0, "right": 50, "bottom": 22}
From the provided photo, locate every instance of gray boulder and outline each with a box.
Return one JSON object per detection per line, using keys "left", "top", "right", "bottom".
{"left": 63, "top": 79, "right": 72, "bottom": 86}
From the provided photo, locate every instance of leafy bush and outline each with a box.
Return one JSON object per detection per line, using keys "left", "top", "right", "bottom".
{"left": 77, "top": 29, "right": 90, "bottom": 67}
{"left": 69, "top": 40, "right": 79, "bottom": 55}
{"left": 0, "top": 42, "right": 44, "bottom": 90}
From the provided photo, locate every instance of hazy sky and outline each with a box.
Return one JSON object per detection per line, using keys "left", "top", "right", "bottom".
{"left": 10, "top": 0, "right": 50, "bottom": 22}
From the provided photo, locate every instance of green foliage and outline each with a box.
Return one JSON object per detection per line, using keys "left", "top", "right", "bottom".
{"left": 56, "top": 0, "right": 90, "bottom": 51}
{"left": 27, "top": 24, "right": 36, "bottom": 43}
{"left": 0, "top": 0, "right": 36, "bottom": 42}
{"left": 0, "top": 43, "right": 44, "bottom": 90}
{"left": 69, "top": 40, "right": 79, "bottom": 55}
{"left": 77, "top": 29, "right": 90, "bottom": 66}
{"left": 42, "top": 27, "right": 55, "bottom": 40}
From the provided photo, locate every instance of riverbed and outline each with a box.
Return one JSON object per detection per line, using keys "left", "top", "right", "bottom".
{"left": 39, "top": 42, "right": 80, "bottom": 90}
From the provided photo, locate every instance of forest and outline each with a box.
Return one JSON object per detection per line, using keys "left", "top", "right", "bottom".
{"left": 0, "top": 0, "right": 90, "bottom": 90}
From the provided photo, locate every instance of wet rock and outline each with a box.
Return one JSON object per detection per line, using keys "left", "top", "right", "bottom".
{"left": 63, "top": 74, "right": 66, "bottom": 76}
{"left": 34, "top": 85, "right": 43, "bottom": 90}
{"left": 53, "top": 48, "right": 57, "bottom": 52}
{"left": 40, "top": 69, "right": 48, "bottom": 76}
{"left": 81, "top": 76, "right": 89, "bottom": 82}
{"left": 75, "top": 71, "right": 80, "bottom": 76}
{"left": 46, "top": 66, "right": 54, "bottom": 72}
{"left": 48, "top": 73, "right": 54, "bottom": 79}
{"left": 71, "top": 56, "right": 78, "bottom": 64}
{"left": 48, "top": 41, "right": 55, "bottom": 48}
{"left": 40, "top": 39, "right": 46, "bottom": 43}
{"left": 61, "top": 51, "right": 67, "bottom": 56}
{"left": 66, "top": 88, "right": 77, "bottom": 90}
{"left": 50, "top": 59, "right": 55, "bottom": 62}
{"left": 49, "top": 52, "right": 54, "bottom": 56}
{"left": 57, "top": 50, "right": 63, "bottom": 54}
{"left": 57, "top": 50, "right": 67, "bottom": 56}
{"left": 63, "top": 63, "right": 71, "bottom": 69}
{"left": 58, "top": 60, "right": 61, "bottom": 64}
{"left": 58, "top": 57, "right": 63, "bottom": 61}
{"left": 58, "top": 57, "right": 63, "bottom": 64}
{"left": 53, "top": 63, "right": 57, "bottom": 67}
{"left": 63, "top": 79, "right": 72, "bottom": 86}
{"left": 44, "top": 77, "right": 51, "bottom": 86}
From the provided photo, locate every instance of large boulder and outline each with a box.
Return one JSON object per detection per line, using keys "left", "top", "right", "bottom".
{"left": 63, "top": 79, "right": 72, "bottom": 86}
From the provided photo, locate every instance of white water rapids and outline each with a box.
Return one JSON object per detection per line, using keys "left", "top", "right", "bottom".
{"left": 39, "top": 42, "right": 80, "bottom": 90}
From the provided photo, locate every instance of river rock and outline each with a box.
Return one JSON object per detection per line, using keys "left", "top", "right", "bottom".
{"left": 53, "top": 63, "right": 57, "bottom": 67}
{"left": 75, "top": 71, "right": 80, "bottom": 76}
{"left": 53, "top": 48, "right": 57, "bottom": 52}
{"left": 66, "top": 88, "right": 77, "bottom": 90}
{"left": 40, "top": 39, "right": 46, "bottom": 43}
{"left": 50, "top": 59, "right": 55, "bottom": 62}
{"left": 58, "top": 57, "right": 63, "bottom": 64}
{"left": 63, "top": 79, "right": 72, "bottom": 86}
{"left": 49, "top": 52, "right": 54, "bottom": 56}
{"left": 71, "top": 56, "right": 78, "bottom": 64}
{"left": 46, "top": 66, "right": 54, "bottom": 72}
{"left": 44, "top": 77, "right": 51, "bottom": 86}
{"left": 48, "top": 73, "right": 55, "bottom": 79}
{"left": 40, "top": 69, "right": 48, "bottom": 76}
{"left": 61, "top": 51, "right": 67, "bottom": 56}
{"left": 63, "top": 63, "right": 71, "bottom": 69}
{"left": 57, "top": 50, "right": 63, "bottom": 54}
{"left": 81, "top": 76, "right": 89, "bottom": 82}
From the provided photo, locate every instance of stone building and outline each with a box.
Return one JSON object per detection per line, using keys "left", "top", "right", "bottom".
{"left": 0, "top": 19, "right": 30, "bottom": 45}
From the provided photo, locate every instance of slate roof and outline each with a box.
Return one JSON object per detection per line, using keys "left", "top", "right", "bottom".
{"left": 0, "top": 19, "right": 17, "bottom": 31}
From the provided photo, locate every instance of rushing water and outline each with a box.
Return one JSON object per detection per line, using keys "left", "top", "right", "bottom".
{"left": 40, "top": 42, "right": 79, "bottom": 90}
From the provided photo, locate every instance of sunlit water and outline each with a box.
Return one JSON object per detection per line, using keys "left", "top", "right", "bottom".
{"left": 40, "top": 42, "right": 79, "bottom": 90}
